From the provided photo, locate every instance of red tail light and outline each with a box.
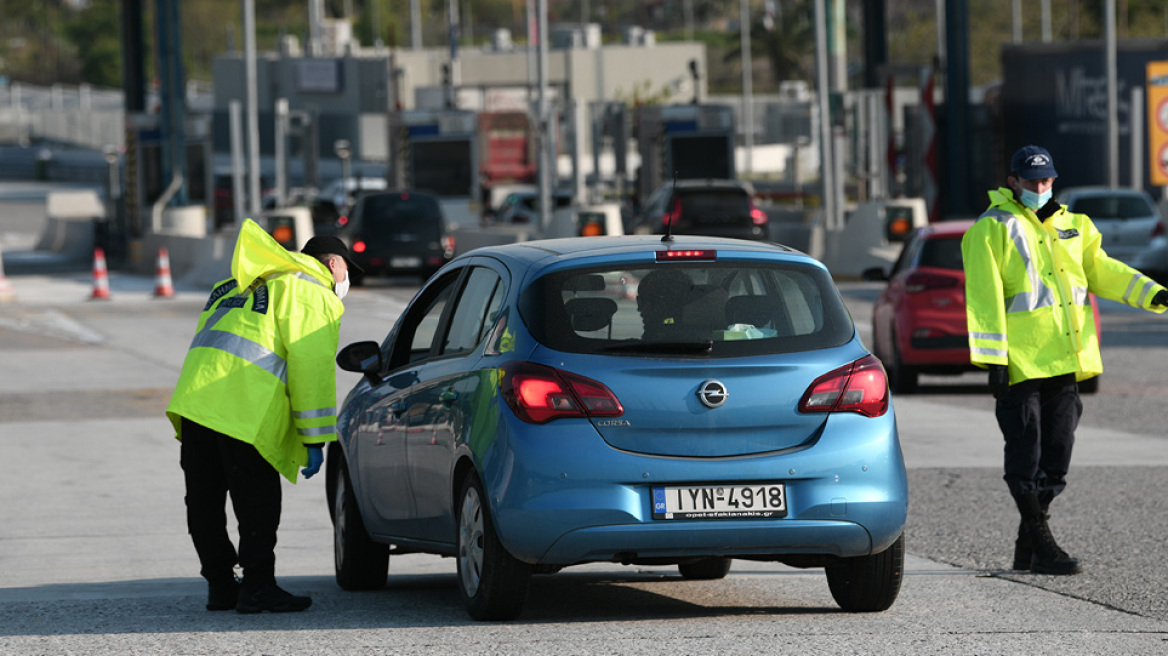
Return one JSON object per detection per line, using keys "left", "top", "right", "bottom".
{"left": 352, "top": 240, "right": 367, "bottom": 253}
{"left": 663, "top": 197, "right": 682, "bottom": 226}
{"left": 500, "top": 362, "right": 624, "bottom": 424}
{"left": 904, "top": 271, "right": 958, "bottom": 294}
{"left": 750, "top": 200, "right": 768, "bottom": 226}
{"left": 1153, "top": 222, "right": 1165, "bottom": 238}
{"left": 798, "top": 355, "right": 889, "bottom": 418}
{"left": 336, "top": 215, "right": 349, "bottom": 227}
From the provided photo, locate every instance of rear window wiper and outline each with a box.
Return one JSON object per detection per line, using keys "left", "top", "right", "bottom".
{"left": 602, "top": 340, "right": 714, "bottom": 354}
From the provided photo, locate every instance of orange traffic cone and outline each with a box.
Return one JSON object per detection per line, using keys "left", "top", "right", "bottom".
{"left": 90, "top": 247, "right": 111, "bottom": 300}
{"left": 0, "top": 242, "right": 14, "bottom": 303}
{"left": 153, "top": 247, "right": 175, "bottom": 298}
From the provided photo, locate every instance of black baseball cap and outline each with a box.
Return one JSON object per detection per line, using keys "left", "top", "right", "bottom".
{"left": 1010, "top": 145, "right": 1058, "bottom": 180}
{"left": 301, "top": 235, "right": 364, "bottom": 274}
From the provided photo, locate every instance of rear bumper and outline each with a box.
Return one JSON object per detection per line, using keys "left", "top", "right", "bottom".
{"left": 484, "top": 413, "right": 908, "bottom": 566}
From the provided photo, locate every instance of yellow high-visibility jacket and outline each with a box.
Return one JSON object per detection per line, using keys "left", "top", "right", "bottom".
{"left": 962, "top": 188, "right": 1166, "bottom": 385}
{"left": 167, "top": 219, "right": 344, "bottom": 482}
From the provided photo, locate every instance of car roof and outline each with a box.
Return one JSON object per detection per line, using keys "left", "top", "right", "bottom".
{"left": 456, "top": 235, "right": 816, "bottom": 276}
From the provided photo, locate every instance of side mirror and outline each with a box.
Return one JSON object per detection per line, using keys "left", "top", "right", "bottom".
{"left": 861, "top": 267, "right": 888, "bottom": 282}
{"left": 337, "top": 341, "right": 383, "bottom": 384}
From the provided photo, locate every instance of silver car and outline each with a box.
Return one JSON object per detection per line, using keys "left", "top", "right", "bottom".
{"left": 1058, "top": 186, "right": 1167, "bottom": 280}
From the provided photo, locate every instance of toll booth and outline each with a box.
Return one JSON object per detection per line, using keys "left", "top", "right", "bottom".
{"left": 388, "top": 109, "right": 479, "bottom": 226}
{"left": 635, "top": 104, "right": 736, "bottom": 205}
{"left": 264, "top": 207, "right": 314, "bottom": 251}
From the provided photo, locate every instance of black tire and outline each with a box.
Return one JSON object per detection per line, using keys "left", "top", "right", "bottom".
{"left": 333, "top": 457, "right": 389, "bottom": 591}
{"left": 678, "top": 557, "right": 732, "bottom": 580}
{"left": 885, "top": 332, "right": 919, "bottom": 394}
{"left": 1079, "top": 375, "right": 1100, "bottom": 395}
{"left": 457, "top": 474, "right": 531, "bottom": 621}
{"left": 826, "top": 533, "right": 904, "bottom": 612}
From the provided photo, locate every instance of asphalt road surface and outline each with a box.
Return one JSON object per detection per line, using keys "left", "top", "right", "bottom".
{"left": 3, "top": 183, "right": 1168, "bottom": 655}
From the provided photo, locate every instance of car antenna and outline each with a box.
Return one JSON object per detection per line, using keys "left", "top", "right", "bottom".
{"left": 662, "top": 169, "right": 677, "bottom": 244}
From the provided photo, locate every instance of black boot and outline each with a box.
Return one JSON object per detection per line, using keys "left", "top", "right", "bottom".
{"left": 1012, "top": 519, "right": 1031, "bottom": 570}
{"left": 1015, "top": 493, "right": 1081, "bottom": 575}
{"left": 205, "top": 575, "right": 240, "bottom": 611}
{"left": 236, "top": 581, "right": 312, "bottom": 614}
{"left": 1014, "top": 499, "right": 1072, "bottom": 570}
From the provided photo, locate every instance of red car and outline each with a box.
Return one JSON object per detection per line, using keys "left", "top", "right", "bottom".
{"left": 865, "top": 220, "right": 1100, "bottom": 394}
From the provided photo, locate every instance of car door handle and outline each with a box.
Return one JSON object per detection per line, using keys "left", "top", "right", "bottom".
{"left": 440, "top": 390, "right": 459, "bottom": 404}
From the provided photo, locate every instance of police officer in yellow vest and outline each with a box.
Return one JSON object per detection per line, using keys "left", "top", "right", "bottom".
{"left": 963, "top": 145, "right": 1168, "bottom": 575}
{"left": 167, "top": 219, "right": 359, "bottom": 612}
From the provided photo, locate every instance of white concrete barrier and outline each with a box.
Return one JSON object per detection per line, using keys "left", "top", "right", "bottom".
{"left": 36, "top": 190, "right": 104, "bottom": 257}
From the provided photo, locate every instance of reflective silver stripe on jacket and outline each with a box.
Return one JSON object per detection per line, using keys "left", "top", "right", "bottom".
{"left": 294, "top": 407, "right": 336, "bottom": 420}
{"left": 189, "top": 328, "right": 288, "bottom": 383}
{"left": 972, "top": 346, "right": 1008, "bottom": 358}
{"left": 297, "top": 425, "right": 336, "bottom": 437}
{"left": 1123, "top": 273, "right": 1155, "bottom": 306}
{"left": 970, "top": 331, "right": 1006, "bottom": 342}
{"left": 983, "top": 209, "right": 1058, "bottom": 314}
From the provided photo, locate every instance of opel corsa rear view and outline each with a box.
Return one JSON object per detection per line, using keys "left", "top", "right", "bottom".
{"left": 329, "top": 235, "right": 908, "bottom": 620}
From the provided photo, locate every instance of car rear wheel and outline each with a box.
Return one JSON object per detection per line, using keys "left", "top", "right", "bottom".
{"left": 678, "top": 557, "right": 732, "bottom": 580}
{"left": 885, "top": 331, "right": 919, "bottom": 394}
{"left": 457, "top": 474, "right": 531, "bottom": 621}
{"left": 333, "top": 457, "right": 389, "bottom": 591}
{"left": 825, "top": 533, "right": 904, "bottom": 612}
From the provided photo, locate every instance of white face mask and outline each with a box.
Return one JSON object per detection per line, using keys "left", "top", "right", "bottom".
{"left": 334, "top": 269, "right": 350, "bottom": 300}
{"left": 1020, "top": 187, "right": 1052, "bottom": 211}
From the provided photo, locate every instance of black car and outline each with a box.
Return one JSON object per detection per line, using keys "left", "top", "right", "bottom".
{"left": 339, "top": 191, "right": 456, "bottom": 283}
{"left": 629, "top": 179, "right": 769, "bottom": 241}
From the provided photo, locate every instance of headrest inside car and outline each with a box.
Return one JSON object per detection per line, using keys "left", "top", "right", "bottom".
{"left": 564, "top": 297, "right": 618, "bottom": 333}
{"left": 562, "top": 274, "right": 606, "bottom": 292}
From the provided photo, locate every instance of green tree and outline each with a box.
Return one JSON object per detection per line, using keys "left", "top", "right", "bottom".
{"left": 65, "top": 1, "right": 123, "bottom": 88}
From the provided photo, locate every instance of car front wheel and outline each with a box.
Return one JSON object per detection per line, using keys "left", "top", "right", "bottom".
{"left": 825, "top": 533, "right": 904, "bottom": 612}
{"left": 333, "top": 457, "right": 389, "bottom": 591}
{"left": 457, "top": 473, "right": 531, "bottom": 621}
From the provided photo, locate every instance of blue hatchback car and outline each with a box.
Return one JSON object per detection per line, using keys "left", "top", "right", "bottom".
{"left": 329, "top": 235, "right": 908, "bottom": 620}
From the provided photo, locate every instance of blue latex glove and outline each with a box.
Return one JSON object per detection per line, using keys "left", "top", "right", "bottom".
{"left": 302, "top": 446, "right": 324, "bottom": 479}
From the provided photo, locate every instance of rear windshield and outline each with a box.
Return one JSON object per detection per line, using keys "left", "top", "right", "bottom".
{"left": 1067, "top": 195, "right": 1155, "bottom": 220}
{"left": 520, "top": 262, "right": 854, "bottom": 357}
{"left": 359, "top": 194, "right": 442, "bottom": 236}
{"left": 917, "top": 236, "right": 963, "bottom": 271}
{"left": 679, "top": 189, "right": 751, "bottom": 223}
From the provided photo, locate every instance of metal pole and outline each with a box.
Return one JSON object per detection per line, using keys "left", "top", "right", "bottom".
{"left": 230, "top": 100, "right": 246, "bottom": 226}
{"left": 740, "top": 0, "right": 754, "bottom": 177}
{"left": 935, "top": 1, "right": 946, "bottom": 70}
{"left": 1042, "top": 0, "right": 1052, "bottom": 42}
{"left": 685, "top": 0, "right": 694, "bottom": 41}
{"left": 537, "top": 0, "right": 551, "bottom": 234}
{"left": 1013, "top": 0, "right": 1022, "bottom": 43}
{"left": 1106, "top": 0, "right": 1119, "bottom": 187}
{"left": 814, "top": 0, "right": 837, "bottom": 232}
{"left": 1131, "top": 86, "right": 1144, "bottom": 190}
{"left": 244, "top": 0, "right": 261, "bottom": 218}
{"left": 411, "top": 0, "right": 422, "bottom": 50}
{"left": 275, "top": 98, "right": 287, "bottom": 208}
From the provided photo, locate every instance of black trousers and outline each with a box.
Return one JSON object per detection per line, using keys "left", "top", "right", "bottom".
{"left": 180, "top": 418, "right": 282, "bottom": 588}
{"left": 994, "top": 373, "right": 1082, "bottom": 504}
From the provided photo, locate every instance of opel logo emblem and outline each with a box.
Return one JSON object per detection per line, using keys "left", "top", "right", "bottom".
{"left": 697, "top": 379, "right": 729, "bottom": 408}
